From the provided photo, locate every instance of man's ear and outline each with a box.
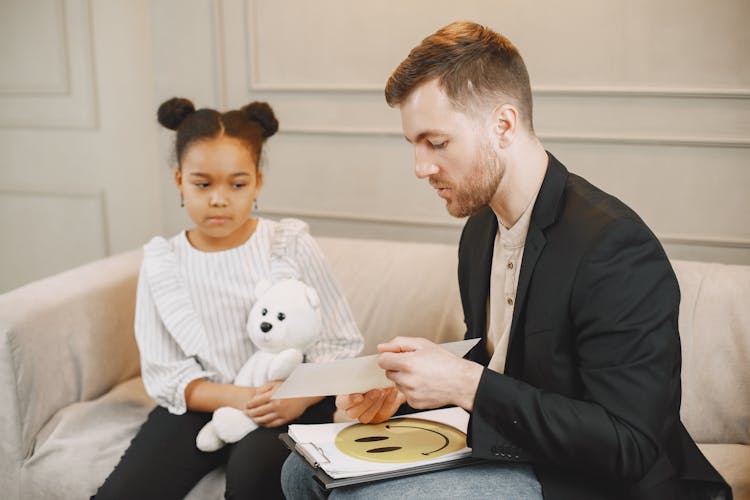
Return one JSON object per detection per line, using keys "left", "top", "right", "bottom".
{"left": 490, "top": 103, "right": 519, "bottom": 148}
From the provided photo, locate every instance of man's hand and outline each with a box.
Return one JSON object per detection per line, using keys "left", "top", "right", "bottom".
{"left": 377, "top": 336, "right": 484, "bottom": 411}
{"left": 245, "top": 380, "right": 322, "bottom": 428}
{"left": 336, "top": 387, "right": 405, "bottom": 424}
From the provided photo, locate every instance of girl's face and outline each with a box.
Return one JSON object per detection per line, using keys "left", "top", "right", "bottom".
{"left": 175, "top": 136, "right": 262, "bottom": 251}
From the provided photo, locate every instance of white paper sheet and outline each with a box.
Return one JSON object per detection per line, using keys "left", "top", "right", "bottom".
{"left": 272, "top": 338, "right": 480, "bottom": 399}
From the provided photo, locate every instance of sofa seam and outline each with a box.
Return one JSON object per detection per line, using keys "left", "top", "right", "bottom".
{"left": 7, "top": 329, "right": 44, "bottom": 461}
{"left": 683, "top": 269, "right": 705, "bottom": 400}
{"left": 2, "top": 328, "right": 24, "bottom": 499}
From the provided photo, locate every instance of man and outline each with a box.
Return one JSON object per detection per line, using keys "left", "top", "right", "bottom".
{"left": 282, "top": 21, "right": 730, "bottom": 499}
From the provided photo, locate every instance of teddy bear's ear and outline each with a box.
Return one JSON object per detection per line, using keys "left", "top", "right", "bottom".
{"left": 255, "top": 280, "right": 273, "bottom": 298}
{"left": 305, "top": 286, "right": 320, "bottom": 308}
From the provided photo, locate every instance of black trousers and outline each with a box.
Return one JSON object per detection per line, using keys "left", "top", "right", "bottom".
{"left": 93, "top": 398, "right": 334, "bottom": 500}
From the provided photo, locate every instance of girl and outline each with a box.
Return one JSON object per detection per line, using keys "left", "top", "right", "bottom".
{"left": 94, "top": 98, "right": 364, "bottom": 499}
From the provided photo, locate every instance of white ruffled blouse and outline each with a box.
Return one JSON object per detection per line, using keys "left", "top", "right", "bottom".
{"left": 135, "top": 218, "right": 364, "bottom": 414}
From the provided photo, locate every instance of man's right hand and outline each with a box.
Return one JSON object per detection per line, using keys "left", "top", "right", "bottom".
{"left": 336, "top": 387, "right": 405, "bottom": 424}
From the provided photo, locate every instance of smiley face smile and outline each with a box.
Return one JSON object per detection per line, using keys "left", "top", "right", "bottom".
{"left": 335, "top": 417, "right": 466, "bottom": 463}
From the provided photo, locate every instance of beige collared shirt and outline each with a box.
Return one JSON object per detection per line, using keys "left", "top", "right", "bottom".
{"left": 486, "top": 193, "right": 538, "bottom": 373}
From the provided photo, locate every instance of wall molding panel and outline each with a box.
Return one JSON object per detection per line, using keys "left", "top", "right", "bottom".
{"left": 0, "top": 0, "right": 69, "bottom": 95}
{"left": 278, "top": 127, "right": 750, "bottom": 149}
{"left": 226, "top": 0, "right": 749, "bottom": 151}
{"left": 210, "top": 0, "right": 229, "bottom": 109}
{"left": 0, "top": 188, "right": 109, "bottom": 292}
{"left": 242, "top": 83, "right": 750, "bottom": 98}
{"left": 257, "top": 206, "right": 750, "bottom": 251}
{"left": 0, "top": 0, "right": 97, "bottom": 128}
{"left": 241, "top": 1, "right": 749, "bottom": 98}
{"left": 195, "top": 0, "right": 750, "bottom": 264}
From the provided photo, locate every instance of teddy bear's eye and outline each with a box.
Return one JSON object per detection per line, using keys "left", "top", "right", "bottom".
{"left": 277, "top": 312, "right": 286, "bottom": 321}
{"left": 261, "top": 308, "right": 268, "bottom": 316}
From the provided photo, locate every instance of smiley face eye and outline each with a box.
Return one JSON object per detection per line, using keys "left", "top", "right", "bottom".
{"left": 354, "top": 436, "right": 401, "bottom": 453}
{"left": 277, "top": 312, "right": 286, "bottom": 321}
{"left": 355, "top": 436, "right": 389, "bottom": 442}
{"left": 261, "top": 308, "right": 267, "bottom": 316}
{"left": 353, "top": 435, "right": 402, "bottom": 453}
{"left": 367, "top": 446, "right": 402, "bottom": 453}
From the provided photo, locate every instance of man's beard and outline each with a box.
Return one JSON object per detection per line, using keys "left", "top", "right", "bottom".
{"left": 445, "top": 142, "right": 504, "bottom": 218}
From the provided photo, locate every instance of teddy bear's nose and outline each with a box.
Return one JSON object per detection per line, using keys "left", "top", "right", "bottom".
{"left": 260, "top": 322, "right": 273, "bottom": 333}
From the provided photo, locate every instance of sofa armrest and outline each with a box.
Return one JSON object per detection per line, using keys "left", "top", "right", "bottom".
{"left": 0, "top": 249, "right": 143, "bottom": 477}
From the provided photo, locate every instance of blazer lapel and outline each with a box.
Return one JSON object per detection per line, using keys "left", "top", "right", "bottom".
{"left": 504, "top": 153, "right": 568, "bottom": 376}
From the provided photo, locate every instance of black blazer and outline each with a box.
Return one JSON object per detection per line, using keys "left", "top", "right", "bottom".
{"left": 460, "top": 153, "right": 730, "bottom": 499}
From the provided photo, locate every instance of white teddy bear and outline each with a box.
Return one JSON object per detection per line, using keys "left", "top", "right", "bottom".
{"left": 196, "top": 278, "right": 322, "bottom": 452}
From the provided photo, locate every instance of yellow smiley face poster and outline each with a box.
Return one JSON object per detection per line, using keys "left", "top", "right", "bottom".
{"left": 335, "top": 417, "right": 467, "bottom": 464}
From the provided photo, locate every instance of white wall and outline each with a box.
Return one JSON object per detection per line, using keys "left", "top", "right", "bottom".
{"left": 1, "top": 0, "right": 748, "bottom": 292}
{"left": 0, "top": 0, "right": 162, "bottom": 292}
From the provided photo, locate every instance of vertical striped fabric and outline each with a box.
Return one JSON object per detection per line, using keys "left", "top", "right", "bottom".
{"left": 135, "top": 218, "right": 364, "bottom": 414}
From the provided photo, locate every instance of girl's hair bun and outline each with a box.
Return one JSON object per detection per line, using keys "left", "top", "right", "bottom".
{"left": 242, "top": 101, "right": 279, "bottom": 138}
{"left": 157, "top": 97, "right": 196, "bottom": 130}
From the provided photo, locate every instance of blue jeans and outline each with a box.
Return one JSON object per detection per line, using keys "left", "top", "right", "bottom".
{"left": 281, "top": 453, "right": 543, "bottom": 500}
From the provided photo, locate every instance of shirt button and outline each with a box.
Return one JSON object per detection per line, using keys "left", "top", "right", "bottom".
{"left": 506, "top": 297, "right": 514, "bottom": 306}
{"left": 507, "top": 261, "right": 514, "bottom": 270}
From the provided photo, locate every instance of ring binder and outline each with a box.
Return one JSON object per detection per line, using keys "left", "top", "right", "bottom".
{"left": 295, "top": 441, "right": 331, "bottom": 468}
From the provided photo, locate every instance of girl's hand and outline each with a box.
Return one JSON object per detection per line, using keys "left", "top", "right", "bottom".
{"left": 245, "top": 381, "right": 322, "bottom": 428}
{"left": 184, "top": 379, "right": 257, "bottom": 413}
{"left": 232, "top": 385, "right": 258, "bottom": 411}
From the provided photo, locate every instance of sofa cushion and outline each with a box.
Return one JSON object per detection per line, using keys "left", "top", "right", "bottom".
{"left": 672, "top": 261, "right": 750, "bottom": 445}
{"left": 698, "top": 444, "right": 750, "bottom": 500}
{"left": 0, "top": 249, "right": 142, "bottom": 463}
{"left": 316, "top": 237, "right": 465, "bottom": 354}
{"left": 22, "top": 376, "right": 232, "bottom": 499}
{"left": 20, "top": 377, "right": 154, "bottom": 498}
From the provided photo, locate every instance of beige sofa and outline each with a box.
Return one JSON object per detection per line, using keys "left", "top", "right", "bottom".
{"left": 1, "top": 236, "right": 748, "bottom": 499}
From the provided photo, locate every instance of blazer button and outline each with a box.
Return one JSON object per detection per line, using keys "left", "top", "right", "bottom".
{"left": 491, "top": 445, "right": 501, "bottom": 456}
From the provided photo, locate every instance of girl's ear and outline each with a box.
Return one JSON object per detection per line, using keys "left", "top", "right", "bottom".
{"left": 173, "top": 169, "right": 187, "bottom": 208}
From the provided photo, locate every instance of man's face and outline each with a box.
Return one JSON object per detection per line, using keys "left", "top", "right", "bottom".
{"left": 400, "top": 79, "right": 504, "bottom": 218}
